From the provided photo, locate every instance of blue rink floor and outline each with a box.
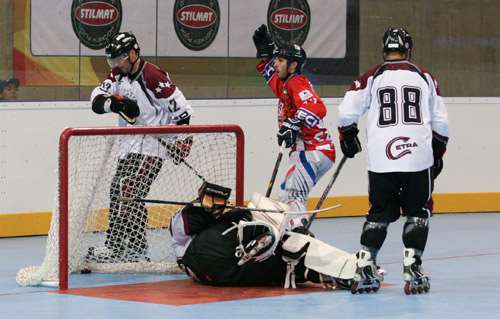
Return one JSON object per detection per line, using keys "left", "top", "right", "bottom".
{"left": 1, "top": 213, "right": 499, "bottom": 319}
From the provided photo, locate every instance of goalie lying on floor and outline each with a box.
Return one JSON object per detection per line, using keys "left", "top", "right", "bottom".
{"left": 170, "top": 182, "right": 356, "bottom": 289}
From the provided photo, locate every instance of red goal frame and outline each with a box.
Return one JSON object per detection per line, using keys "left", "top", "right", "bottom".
{"left": 58, "top": 125, "right": 245, "bottom": 289}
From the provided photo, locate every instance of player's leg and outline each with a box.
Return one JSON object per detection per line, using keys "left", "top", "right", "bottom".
{"left": 279, "top": 150, "right": 333, "bottom": 229}
{"left": 102, "top": 157, "right": 130, "bottom": 259}
{"left": 123, "top": 154, "right": 164, "bottom": 259}
{"left": 400, "top": 167, "right": 433, "bottom": 294}
{"left": 351, "top": 171, "right": 401, "bottom": 294}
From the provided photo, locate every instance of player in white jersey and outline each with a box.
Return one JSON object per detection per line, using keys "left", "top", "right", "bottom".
{"left": 89, "top": 32, "right": 194, "bottom": 262}
{"left": 337, "top": 28, "right": 449, "bottom": 294}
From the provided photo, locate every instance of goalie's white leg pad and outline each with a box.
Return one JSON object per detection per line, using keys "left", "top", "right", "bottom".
{"left": 248, "top": 192, "right": 290, "bottom": 211}
{"left": 281, "top": 232, "right": 356, "bottom": 280}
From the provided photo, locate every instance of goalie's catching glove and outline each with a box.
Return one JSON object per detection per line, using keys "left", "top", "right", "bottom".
{"left": 338, "top": 124, "right": 362, "bottom": 158}
{"left": 253, "top": 24, "right": 275, "bottom": 59}
{"left": 277, "top": 117, "right": 302, "bottom": 148}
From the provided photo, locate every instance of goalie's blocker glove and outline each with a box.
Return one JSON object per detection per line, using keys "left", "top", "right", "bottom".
{"left": 338, "top": 124, "right": 362, "bottom": 158}
{"left": 253, "top": 24, "right": 275, "bottom": 59}
{"left": 198, "top": 182, "right": 232, "bottom": 219}
{"left": 277, "top": 117, "right": 302, "bottom": 148}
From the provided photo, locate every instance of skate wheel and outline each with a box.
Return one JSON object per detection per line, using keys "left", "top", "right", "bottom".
{"left": 373, "top": 285, "right": 380, "bottom": 292}
{"left": 81, "top": 268, "right": 91, "bottom": 274}
{"left": 364, "top": 288, "right": 371, "bottom": 293}
{"left": 411, "top": 287, "right": 417, "bottom": 294}
{"left": 404, "top": 282, "right": 411, "bottom": 295}
{"left": 351, "top": 283, "right": 359, "bottom": 294}
{"left": 417, "top": 287, "right": 423, "bottom": 294}
{"left": 423, "top": 285, "right": 430, "bottom": 293}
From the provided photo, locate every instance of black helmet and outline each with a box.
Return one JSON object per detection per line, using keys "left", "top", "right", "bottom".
{"left": 105, "top": 32, "right": 140, "bottom": 59}
{"left": 274, "top": 44, "right": 307, "bottom": 73}
{"left": 382, "top": 28, "right": 413, "bottom": 53}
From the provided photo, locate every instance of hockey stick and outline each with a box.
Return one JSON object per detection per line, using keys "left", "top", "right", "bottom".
{"left": 265, "top": 142, "right": 285, "bottom": 197}
{"left": 304, "top": 155, "right": 348, "bottom": 230}
{"left": 156, "top": 136, "right": 207, "bottom": 183}
{"left": 119, "top": 196, "right": 340, "bottom": 215}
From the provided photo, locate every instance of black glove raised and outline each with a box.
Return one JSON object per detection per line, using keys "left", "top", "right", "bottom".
{"left": 338, "top": 124, "right": 362, "bottom": 158}
{"left": 252, "top": 24, "right": 275, "bottom": 59}
{"left": 277, "top": 117, "right": 301, "bottom": 148}
{"left": 108, "top": 95, "right": 140, "bottom": 124}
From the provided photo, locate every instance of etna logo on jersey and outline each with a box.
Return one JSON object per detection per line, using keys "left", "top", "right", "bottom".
{"left": 385, "top": 136, "right": 418, "bottom": 160}
{"left": 71, "top": 0, "right": 122, "bottom": 50}
{"left": 174, "top": 0, "right": 220, "bottom": 51}
{"left": 267, "top": 0, "right": 310, "bottom": 47}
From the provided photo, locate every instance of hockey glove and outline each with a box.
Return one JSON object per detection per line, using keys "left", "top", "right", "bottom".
{"left": 433, "top": 158, "right": 444, "bottom": 179}
{"left": 166, "top": 136, "right": 193, "bottom": 165}
{"left": 107, "top": 95, "right": 140, "bottom": 124}
{"left": 432, "top": 131, "right": 448, "bottom": 179}
{"left": 338, "top": 124, "right": 362, "bottom": 158}
{"left": 277, "top": 117, "right": 302, "bottom": 148}
{"left": 253, "top": 24, "right": 275, "bottom": 59}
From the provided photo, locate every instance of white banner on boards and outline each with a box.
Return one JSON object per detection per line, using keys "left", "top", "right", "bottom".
{"left": 30, "top": 0, "right": 346, "bottom": 58}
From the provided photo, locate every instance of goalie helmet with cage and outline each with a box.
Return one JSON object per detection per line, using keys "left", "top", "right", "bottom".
{"left": 382, "top": 27, "right": 413, "bottom": 53}
{"left": 274, "top": 44, "right": 307, "bottom": 73}
{"left": 105, "top": 32, "right": 140, "bottom": 68}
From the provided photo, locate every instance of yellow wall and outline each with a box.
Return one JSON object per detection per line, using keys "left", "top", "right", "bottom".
{"left": 1, "top": 192, "right": 499, "bottom": 238}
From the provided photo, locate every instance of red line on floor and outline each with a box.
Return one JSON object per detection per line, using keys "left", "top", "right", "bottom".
{"left": 56, "top": 280, "right": 333, "bottom": 306}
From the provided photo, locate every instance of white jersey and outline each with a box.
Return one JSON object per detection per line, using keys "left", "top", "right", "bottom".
{"left": 90, "top": 60, "right": 194, "bottom": 159}
{"left": 338, "top": 60, "right": 449, "bottom": 172}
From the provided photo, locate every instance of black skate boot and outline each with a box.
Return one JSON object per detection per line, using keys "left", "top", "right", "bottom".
{"left": 351, "top": 249, "right": 383, "bottom": 294}
{"left": 403, "top": 248, "right": 430, "bottom": 294}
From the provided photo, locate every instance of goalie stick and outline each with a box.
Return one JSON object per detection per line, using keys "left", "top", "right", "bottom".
{"left": 265, "top": 142, "right": 285, "bottom": 197}
{"left": 156, "top": 136, "right": 207, "bottom": 183}
{"left": 304, "top": 155, "right": 348, "bottom": 230}
{"left": 119, "top": 196, "right": 340, "bottom": 215}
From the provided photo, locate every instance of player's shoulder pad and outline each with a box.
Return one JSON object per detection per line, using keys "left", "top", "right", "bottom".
{"left": 414, "top": 63, "right": 441, "bottom": 96}
{"left": 349, "top": 63, "right": 382, "bottom": 91}
{"left": 142, "top": 62, "right": 177, "bottom": 99}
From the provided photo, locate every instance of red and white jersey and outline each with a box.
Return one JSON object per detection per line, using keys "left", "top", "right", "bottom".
{"left": 257, "top": 59, "right": 335, "bottom": 160}
{"left": 91, "top": 60, "right": 194, "bottom": 159}
{"left": 338, "top": 60, "right": 449, "bottom": 172}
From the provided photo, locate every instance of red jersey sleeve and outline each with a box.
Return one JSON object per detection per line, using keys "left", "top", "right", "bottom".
{"left": 256, "top": 59, "right": 281, "bottom": 96}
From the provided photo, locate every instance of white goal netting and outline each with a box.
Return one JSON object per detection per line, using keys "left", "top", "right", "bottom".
{"left": 16, "top": 125, "right": 243, "bottom": 288}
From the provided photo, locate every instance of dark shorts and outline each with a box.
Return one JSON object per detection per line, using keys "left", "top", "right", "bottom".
{"left": 367, "top": 168, "right": 434, "bottom": 223}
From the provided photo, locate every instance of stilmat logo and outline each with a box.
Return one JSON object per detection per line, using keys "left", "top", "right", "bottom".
{"left": 176, "top": 5, "right": 217, "bottom": 29}
{"left": 385, "top": 136, "right": 418, "bottom": 160}
{"left": 270, "top": 7, "right": 308, "bottom": 31}
{"left": 174, "top": 0, "right": 220, "bottom": 51}
{"left": 71, "top": 0, "right": 122, "bottom": 50}
{"left": 268, "top": 0, "right": 310, "bottom": 47}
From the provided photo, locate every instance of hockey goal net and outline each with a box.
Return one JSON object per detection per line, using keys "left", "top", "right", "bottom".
{"left": 16, "top": 125, "right": 244, "bottom": 289}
